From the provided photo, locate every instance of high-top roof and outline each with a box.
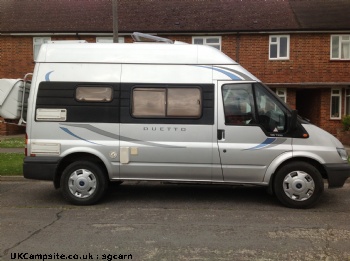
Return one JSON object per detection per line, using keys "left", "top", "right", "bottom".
{"left": 0, "top": 0, "right": 349, "bottom": 34}
{"left": 37, "top": 42, "right": 237, "bottom": 64}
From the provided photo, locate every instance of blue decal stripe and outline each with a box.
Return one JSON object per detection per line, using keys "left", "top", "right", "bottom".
{"left": 45, "top": 71, "right": 54, "bottom": 81}
{"left": 196, "top": 66, "right": 241, "bottom": 80}
{"left": 246, "top": 137, "right": 276, "bottom": 150}
{"left": 211, "top": 67, "right": 242, "bottom": 80}
{"left": 60, "top": 127, "right": 101, "bottom": 145}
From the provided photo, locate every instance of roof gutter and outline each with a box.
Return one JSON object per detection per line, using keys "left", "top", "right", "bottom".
{"left": 266, "top": 82, "right": 350, "bottom": 88}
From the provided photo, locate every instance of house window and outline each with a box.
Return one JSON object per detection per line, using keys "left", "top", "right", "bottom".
{"left": 276, "top": 88, "right": 287, "bottom": 103}
{"left": 269, "top": 35, "right": 290, "bottom": 60}
{"left": 192, "top": 36, "right": 221, "bottom": 50}
{"left": 33, "top": 37, "right": 51, "bottom": 60}
{"left": 96, "top": 37, "right": 125, "bottom": 43}
{"left": 346, "top": 89, "right": 350, "bottom": 115}
{"left": 331, "top": 35, "right": 350, "bottom": 60}
{"left": 331, "top": 89, "right": 342, "bottom": 119}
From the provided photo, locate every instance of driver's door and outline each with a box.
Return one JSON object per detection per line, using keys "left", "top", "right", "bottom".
{"left": 217, "top": 81, "right": 292, "bottom": 183}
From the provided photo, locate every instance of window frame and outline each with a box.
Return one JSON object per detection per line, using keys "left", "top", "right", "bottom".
{"left": 330, "top": 35, "right": 350, "bottom": 60}
{"left": 221, "top": 83, "right": 255, "bottom": 126}
{"left": 96, "top": 37, "right": 125, "bottom": 43}
{"left": 269, "top": 35, "right": 290, "bottom": 60}
{"left": 276, "top": 88, "right": 287, "bottom": 103}
{"left": 330, "top": 88, "right": 342, "bottom": 119}
{"left": 345, "top": 88, "right": 350, "bottom": 115}
{"left": 192, "top": 36, "right": 222, "bottom": 50}
{"left": 33, "top": 37, "right": 51, "bottom": 60}
{"left": 75, "top": 86, "right": 113, "bottom": 103}
{"left": 221, "top": 83, "right": 289, "bottom": 133}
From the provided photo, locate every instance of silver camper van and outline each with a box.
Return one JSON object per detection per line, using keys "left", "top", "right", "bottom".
{"left": 16, "top": 36, "right": 349, "bottom": 208}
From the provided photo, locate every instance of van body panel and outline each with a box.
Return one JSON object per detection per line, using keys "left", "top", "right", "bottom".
{"left": 293, "top": 124, "right": 346, "bottom": 164}
{"left": 119, "top": 124, "right": 218, "bottom": 181}
{"left": 121, "top": 64, "right": 213, "bottom": 84}
{"left": 263, "top": 151, "right": 294, "bottom": 184}
{"left": 35, "top": 63, "right": 122, "bottom": 83}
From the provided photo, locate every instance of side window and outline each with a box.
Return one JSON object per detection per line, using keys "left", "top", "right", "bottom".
{"left": 222, "top": 84, "right": 255, "bottom": 125}
{"left": 331, "top": 35, "right": 350, "bottom": 60}
{"left": 132, "top": 87, "right": 201, "bottom": 118}
{"left": 276, "top": 88, "right": 287, "bottom": 103}
{"left": 346, "top": 89, "right": 350, "bottom": 115}
{"left": 255, "top": 84, "right": 287, "bottom": 133}
{"left": 192, "top": 36, "right": 221, "bottom": 50}
{"left": 76, "top": 86, "right": 113, "bottom": 102}
{"left": 330, "top": 88, "right": 341, "bottom": 119}
{"left": 167, "top": 88, "right": 201, "bottom": 117}
{"left": 269, "top": 35, "right": 290, "bottom": 60}
{"left": 133, "top": 88, "right": 166, "bottom": 117}
{"left": 96, "top": 37, "right": 125, "bottom": 43}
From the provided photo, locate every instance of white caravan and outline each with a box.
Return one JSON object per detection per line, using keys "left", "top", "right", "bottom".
{"left": 11, "top": 36, "right": 348, "bottom": 208}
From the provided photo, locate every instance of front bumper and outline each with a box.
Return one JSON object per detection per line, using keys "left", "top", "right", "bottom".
{"left": 23, "top": 156, "right": 61, "bottom": 181}
{"left": 324, "top": 163, "right": 350, "bottom": 188}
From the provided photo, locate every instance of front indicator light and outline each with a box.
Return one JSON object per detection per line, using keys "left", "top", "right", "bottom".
{"left": 337, "top": 148, "right": 349, "bottom": 161}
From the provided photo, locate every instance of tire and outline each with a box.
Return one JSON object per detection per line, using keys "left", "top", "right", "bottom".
{"left": 60, "top": 161, "right": 108, "bottom": 205}
{"left": 273, "top": 161, "right": 324, "bottom": 209}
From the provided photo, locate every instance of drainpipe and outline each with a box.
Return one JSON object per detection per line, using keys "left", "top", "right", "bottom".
{"left": 112, "top": 0, "right": 119, "bottom": 43}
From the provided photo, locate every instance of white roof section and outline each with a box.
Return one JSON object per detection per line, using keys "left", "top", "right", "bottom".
{"left": 37, "top": 43, "right": 238, "bottom": 65}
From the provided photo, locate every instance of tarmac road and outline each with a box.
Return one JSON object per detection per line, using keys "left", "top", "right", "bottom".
{"left": 1, "top": 180, "right": 350, "bottom": 261}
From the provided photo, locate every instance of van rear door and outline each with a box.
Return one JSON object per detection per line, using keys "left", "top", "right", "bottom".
{"left": 217, "top": 81, "right": 292, "bottom": 183}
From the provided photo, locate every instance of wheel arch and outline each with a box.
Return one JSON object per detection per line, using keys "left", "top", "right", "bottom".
{"left": 266, "top": 156, "right": 327, "bottom": 195}
{"left": 54, "top": 152, "right": 109, "bottom": 189}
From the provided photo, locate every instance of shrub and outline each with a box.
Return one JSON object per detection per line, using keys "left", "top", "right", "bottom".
{"left": 342, "top": 115, "right": 350, "bottom": 131}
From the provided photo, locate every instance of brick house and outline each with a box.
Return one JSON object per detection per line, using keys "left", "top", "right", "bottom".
{"left": 0, "top": 0, "right": 349, "bottom": 139}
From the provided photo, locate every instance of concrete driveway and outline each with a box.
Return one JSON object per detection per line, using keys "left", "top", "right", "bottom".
{"left": 1, "top": 180, "right": 350, "bottom": 261}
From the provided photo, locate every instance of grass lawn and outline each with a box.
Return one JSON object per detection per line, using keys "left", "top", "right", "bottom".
{"left": 0, "top": 153, "right": 24, "bottom": 176}
{"left": 0, "top": 137, "right": 25, "bottom": 148}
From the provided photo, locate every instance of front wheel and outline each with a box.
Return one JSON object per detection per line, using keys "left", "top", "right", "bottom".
{"left": 273, "top": 161, "right": 324, "bottom": 208}
{"left": 60, "top": 161, "right": 108, "bottom": 205}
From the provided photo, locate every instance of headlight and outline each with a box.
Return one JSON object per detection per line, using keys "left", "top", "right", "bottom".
{"left": 337, "top": 148, "right": 349, "bottom": 161}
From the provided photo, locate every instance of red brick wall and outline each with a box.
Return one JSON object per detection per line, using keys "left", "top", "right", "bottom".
{"left": 286, "top": 89, "right": 296, "bottom": 110}
{"left": 0, "top": 119, "right": 25, "bottom": 135}
{"left": 0, "top": 36, "right": 35, "bottom": 79}
{"left": 236, "top": 33, "right": 350, "bottom": 83}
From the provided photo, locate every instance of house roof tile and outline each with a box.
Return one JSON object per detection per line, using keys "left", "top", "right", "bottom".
{"left": 0, "top": 0, "right": 349, "bottom": 33}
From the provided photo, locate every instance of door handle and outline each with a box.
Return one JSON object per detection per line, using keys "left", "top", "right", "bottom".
{"left": 217, "top": 129, "right": 225, "bottom": 141}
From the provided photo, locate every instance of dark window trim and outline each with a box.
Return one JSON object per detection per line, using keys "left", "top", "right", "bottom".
{"left": 35, "top": 81, "right": 120, "bottom": 123}
{"left": 121, "top": 83, "right": 214, "bottom": 125}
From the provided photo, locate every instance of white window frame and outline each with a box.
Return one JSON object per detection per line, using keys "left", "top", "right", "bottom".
{"left": 33, "top": 37, "right": 51, "bottom": 60}
{"left": 192, "top": 36, "right": 221, "bottom": 50}
{"left": 330, "top": 88, "right": 342, "bottom": 119}
{"left": 96, "top": 37, "right": 125, "bottom": 43}
{"left": 276, "top": 88, "right": 287, "bottom": 103}
{"left": 269, "top": 35, "right": 290, "bottom": 60}
{"left": 346, "top": 88, "right": 350, "bottom": 115}
{"left": 331, "top": 35, "right": 350, "bottom": 60}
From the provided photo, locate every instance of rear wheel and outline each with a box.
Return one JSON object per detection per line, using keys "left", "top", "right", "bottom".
{"left": 60, "top": 161, "right": 108, "bottom": 205}
{"left": 273, "top": 161, "right": 324, "bottom": 208}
